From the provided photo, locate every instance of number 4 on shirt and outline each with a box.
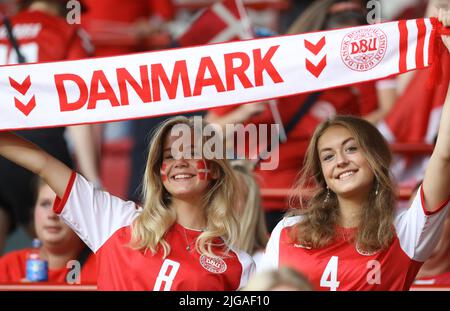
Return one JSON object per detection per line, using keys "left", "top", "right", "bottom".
{"left": 320, "top": 256, "right": 340, "bottom": 291}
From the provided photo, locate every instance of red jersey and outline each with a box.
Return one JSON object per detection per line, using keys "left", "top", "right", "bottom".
{"left": 0, "top": 248, "right": 96, "bottom": 284}
{"left": 82, "top": 0, "right": 174, "bottom": 56}
{"left": 0, "top": 10, "right": 92, "bottom": 64}
{"left": 260, "top": 186, "right": 450, "bottom": 290}
{"left": 83, "top": 0, "right": 174, "bottom": 22}
{"left": 210, "top": 88, "right": 359, "bottom": 211}
{"left": 53, "top": 172, "right": 254, "bottom": 291}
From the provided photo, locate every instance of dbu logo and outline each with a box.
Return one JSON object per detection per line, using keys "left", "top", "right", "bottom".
{"left": 66, "top": 0, "right": 81, "bottom": 25}
{"left": 351, "top": 38, "right": 378, "bottom": 54}
{"left": 340, "top": 28, "right": 387, "bottom": 72}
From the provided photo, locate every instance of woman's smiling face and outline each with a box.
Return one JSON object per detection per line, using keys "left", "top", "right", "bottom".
{"left": 318, "top": 125, "right": 375, "bottom": 199}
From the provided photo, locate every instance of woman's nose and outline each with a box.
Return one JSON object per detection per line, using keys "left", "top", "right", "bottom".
{"left": 47, "top": 210, "right": 59, "bottom": 220}
{"left": 173, "top": 158, "right": 189, "bottom": 168}
{"left": 336, "top": 152, "right": 349, "bottom": 167}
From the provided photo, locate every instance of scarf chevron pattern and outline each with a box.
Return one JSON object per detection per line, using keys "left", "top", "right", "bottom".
{"left": 0, "top": 18, "right": 447, "bottom": 131}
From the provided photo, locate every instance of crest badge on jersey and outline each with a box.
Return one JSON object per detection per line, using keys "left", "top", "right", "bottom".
{"left": 340, "top": 28, "right": 387, "bottom": 72}
{"left": 199, "top": 255, "right": 227, "bottom": 274}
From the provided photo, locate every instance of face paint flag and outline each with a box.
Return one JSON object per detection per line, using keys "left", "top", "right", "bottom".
{"left": 196, "top": 160, "right": 211, "bottom": 181}
{"left": 0, "top": 18, "right": 447, "bottom": 131}
{"left": 160, "top": 162, "right": 168, "bottom": 182}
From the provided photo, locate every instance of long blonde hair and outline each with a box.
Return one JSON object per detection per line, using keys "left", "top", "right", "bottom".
{"left": 231, "top": 160, "right": 268, "bottom": 255}
{"left": 288, "top": 116, "right": 396, "bottom": 253}
{"left": 130, "top": 116, "right": 241, "bottom": 258}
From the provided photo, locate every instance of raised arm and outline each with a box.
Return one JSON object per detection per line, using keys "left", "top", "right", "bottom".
{"left": 67, "top": 124, "right": 101, "bottom": 186}
{"left": 422, "top": 10, "right": 450, "bottom": 212}
{"left": 0, "top": 132, "right": 72, "bottom": 197}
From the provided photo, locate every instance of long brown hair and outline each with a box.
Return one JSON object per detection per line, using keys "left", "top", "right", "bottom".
{"left": 288, "top": 116, "right": 396, "bottom": 253}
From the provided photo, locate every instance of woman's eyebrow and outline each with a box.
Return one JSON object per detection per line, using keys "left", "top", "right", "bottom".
{"left": 319, "top": 137, "right": 355, "bottom": 154}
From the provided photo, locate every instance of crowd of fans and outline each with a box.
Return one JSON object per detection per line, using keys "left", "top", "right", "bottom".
{"left": 0, "top": 0, "right": 449, "bottom": 290}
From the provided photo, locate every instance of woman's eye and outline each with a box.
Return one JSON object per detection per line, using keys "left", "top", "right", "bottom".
{"left": 40, "top": 201, "right": 51, "bottom": 208}
{"left": 346, "top": 146, "right": 357, "bottom": 152}
{"left": 322, "top": 154, "right": 334, "bottom": 161}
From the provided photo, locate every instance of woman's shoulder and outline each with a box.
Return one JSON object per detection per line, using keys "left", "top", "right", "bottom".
{"left": 274, "top": 215, "right": 304, "bottom": 231}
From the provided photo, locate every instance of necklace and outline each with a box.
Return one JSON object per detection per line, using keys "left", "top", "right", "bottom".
{"left": 182, "top": 226, "right": 195, "bottom": 252}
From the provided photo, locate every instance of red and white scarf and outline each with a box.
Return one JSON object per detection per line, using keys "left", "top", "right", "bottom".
{"left": 0, "top": 18, "right": 448, "bottom": 131}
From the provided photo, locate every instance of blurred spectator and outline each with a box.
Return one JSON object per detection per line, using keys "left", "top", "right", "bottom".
{"left": 277, "top": 0, "right": 314, "bottom": 34}
{"left": 0, "top": 177, "right": 96, "bottom": 284}
{"left": 381, "top": 0, "right": 426, "bottom": 21}
{"left": 0, "top": 0, "right": 17, "bottom": 16}
{"left": 82, "top": 0, "right": 175, "bottom": 56}
{"left": 0, "top": 0, "right": 100, "bottom": 254}
{"left": 231, "top": 160, "right": 268, "bottom": 271}
{"left": 242, "top": 267, "right": 312, "bottom": 291}
{"left": 287, "top": 0, "right": 397, "bottom": 125}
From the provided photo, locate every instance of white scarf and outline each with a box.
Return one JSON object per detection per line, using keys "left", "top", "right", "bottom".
{"left": 0, "top": 18, "right": 446, "bottom": 131}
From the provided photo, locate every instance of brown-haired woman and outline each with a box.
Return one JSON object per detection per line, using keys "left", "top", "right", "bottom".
{"left": 261, "top": 11, "right": 450, "bottom": 290}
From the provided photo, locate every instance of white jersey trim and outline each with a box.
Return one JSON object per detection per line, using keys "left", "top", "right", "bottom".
{"left": 232, "top": 247, "right": 256, "bottom": 290}
{"left": 54, "top": 172, "right": 140, "bottom": 253}
{"left": 259, "top": 216, "right": 302, "bottom": 272}
{"left": 394, "top": 185, "right": 450, "bottom": 262}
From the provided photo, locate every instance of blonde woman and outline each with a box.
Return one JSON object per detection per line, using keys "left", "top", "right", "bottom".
{"left": 231, "top": 160, "right": 268, "bottom": 270}
{"left": 261, "top": 15, "right": 450, "bottom": 289}
{"left": 0, "top": 116, "right": 254, "bottom": 290}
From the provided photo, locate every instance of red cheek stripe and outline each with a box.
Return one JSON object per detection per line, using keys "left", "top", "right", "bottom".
{"left": 196, "top": 160, "right": 211, "bottom": 181}
{"left": 160, "top": 162, "right": 168, "bottom": 181}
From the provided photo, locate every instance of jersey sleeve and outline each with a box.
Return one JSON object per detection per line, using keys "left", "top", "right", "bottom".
{"left": 53, "top": 172, "right": 140, "bottom": 253}
{"left": 258, "top": 216, "right": 300, "bottom": 272}
{"left": 233, "top": 249, "right": 256, "bottom": 290}
{"left": 394, "top": 185, "right": 450, "bottom": 262}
